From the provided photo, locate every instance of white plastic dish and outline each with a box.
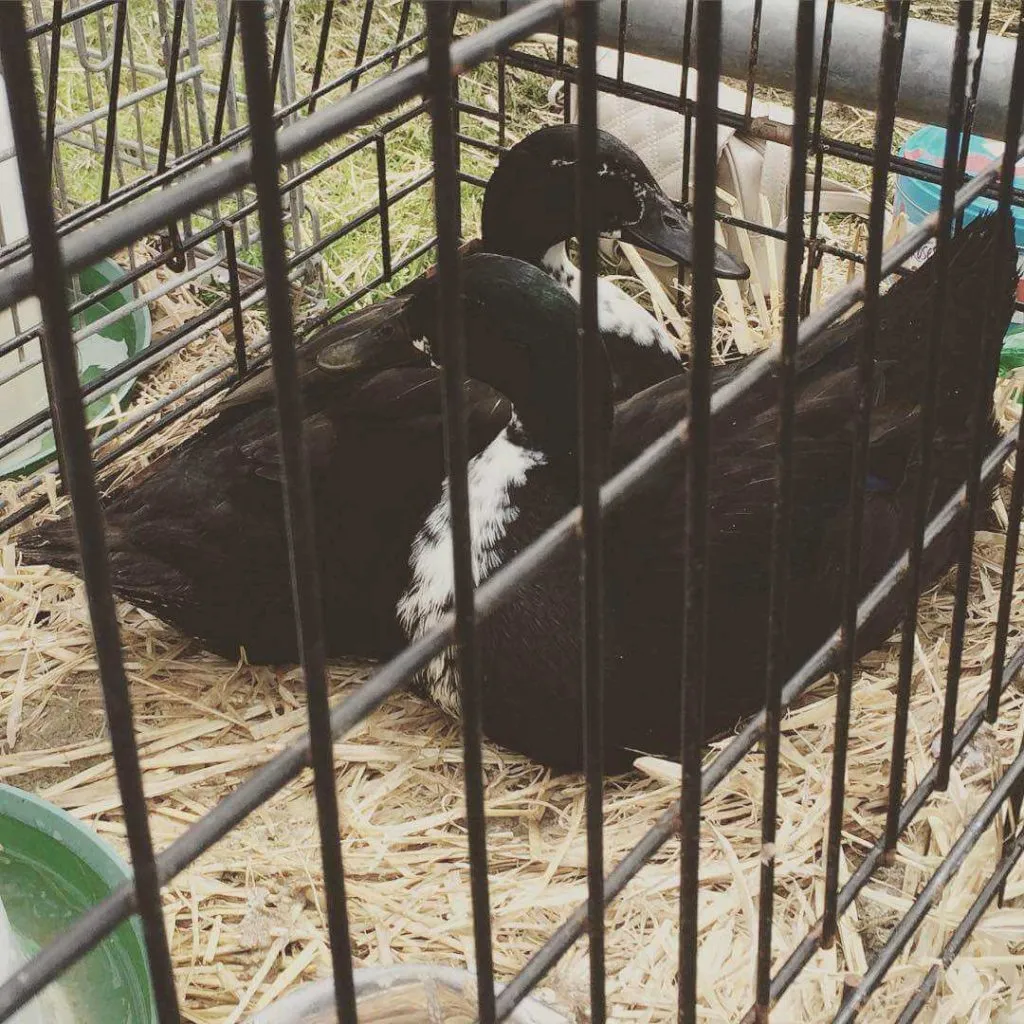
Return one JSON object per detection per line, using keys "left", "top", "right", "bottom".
{"left": 247, "top": 965, "right": 567, "bottom": 1024}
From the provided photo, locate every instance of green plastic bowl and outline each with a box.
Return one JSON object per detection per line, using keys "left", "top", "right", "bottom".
{"left": 1001, "top": 322, "right": 1024, "bottom": 375}
{"left": 1000, "top": 323, "right": 1024, "bottom": 406}
{"left": 0, "top": 257, "right": 152, "bottom": 479}
{"left": 0, "top": 784, "right": 157, "bottom": 1023}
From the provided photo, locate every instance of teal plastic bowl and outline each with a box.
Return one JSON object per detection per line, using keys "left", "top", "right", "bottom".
{"left": 0, "top": 257, "right": 152, "bottom": 479}
{"left": 896, "top": 125, "right": 1024, "bottom": 244}
{"left": 894, "top": 125, "right": 1024, "bottom": 359}
{"left": 0, "top": 784, "right": 157, "bottom": 1023}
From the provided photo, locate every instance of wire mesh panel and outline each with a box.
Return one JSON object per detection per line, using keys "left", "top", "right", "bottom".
{"left": 0, "top": 1, "right": 1023, "bottom": 1022}
{"left": 0, "top": 0, "right": 431, "bottom": 537}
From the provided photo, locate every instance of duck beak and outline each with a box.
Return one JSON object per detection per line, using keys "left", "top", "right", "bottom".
{"left": 619, "top": 190, "right": 750, "bottom": 280}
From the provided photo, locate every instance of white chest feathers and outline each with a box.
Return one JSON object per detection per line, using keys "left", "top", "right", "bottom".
{"left": 396, "top": 427, "right": 547, "bottom": 717}
{"left": 541, "top": 242, "right": 681, "bottom": 360}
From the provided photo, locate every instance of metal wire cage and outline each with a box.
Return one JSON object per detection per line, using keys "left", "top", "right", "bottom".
{"left": 0, "top": 1, "right": 1024, "bottom": 1021}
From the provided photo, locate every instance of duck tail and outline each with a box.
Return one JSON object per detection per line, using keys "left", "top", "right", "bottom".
{"left": 18, "top": 516, "right": 192, "bottom": 623}
{"left": 889, "top": 207, "right": 1022, "bottom": 434}
{"left": 981, "top": 206, "right": 1021, "bottom": 388}
{"left": 16, "top": 517, "right": 86, "bottom": 576}
{"left": 943, "top": 207, "right": 1020, "bottom": 387}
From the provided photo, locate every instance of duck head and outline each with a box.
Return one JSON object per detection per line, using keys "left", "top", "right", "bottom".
{"left": 480, "top": 124, "right": 749, "bottom": 279}
{"left": 410, "top": 252, "right": 614, "bottom": 469}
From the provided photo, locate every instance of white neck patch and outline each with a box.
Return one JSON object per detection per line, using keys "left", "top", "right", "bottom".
{"left": 397, "top": 426, "right": 547, "bottom": 717}
{"left": 540, "top": 242, "right": 680, "bottom": 359}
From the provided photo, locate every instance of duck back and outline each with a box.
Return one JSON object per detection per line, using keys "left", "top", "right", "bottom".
{"left": 415, "top": 211, "right": 1019, "bottom": 772}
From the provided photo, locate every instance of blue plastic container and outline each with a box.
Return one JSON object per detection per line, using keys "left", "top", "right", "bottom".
{"left": 894, "top": 125, "right": 1024, "bottom": 374}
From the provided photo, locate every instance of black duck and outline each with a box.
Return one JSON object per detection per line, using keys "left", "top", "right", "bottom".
{"left": 397, "top": 212, "right": 1019, "bottom": 772}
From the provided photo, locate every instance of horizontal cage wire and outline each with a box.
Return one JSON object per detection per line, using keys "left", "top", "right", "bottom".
{"left": 0, "top": 1, "right": 1022, "bottom": 1022}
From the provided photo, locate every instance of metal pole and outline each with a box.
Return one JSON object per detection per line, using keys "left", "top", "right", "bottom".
{"left": 463, "top": 0, "right": 1021, "bottom": 139}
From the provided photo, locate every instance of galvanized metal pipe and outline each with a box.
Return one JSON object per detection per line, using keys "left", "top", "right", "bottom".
{"left": 462, "top": 0, "right": 1020, "bottom": 140}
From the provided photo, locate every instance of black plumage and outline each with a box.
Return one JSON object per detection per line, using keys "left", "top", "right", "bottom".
{"left": 400, "top": 212, "right": 1019, "bottom": 772}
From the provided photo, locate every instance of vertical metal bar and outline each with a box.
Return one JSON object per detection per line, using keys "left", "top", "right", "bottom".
{"left": 678, "top": 5, "right": 720, "bottom": 1022}
{"left": 164, "top": 0, "right": 191, "bottom": 252}
{"left": 752, "top": 6, "right": 814, "bottom": 1020}
{"left": 885, "top": 2, "right": 975, "bottom": 853}
{"left": 153, "top": 0, "right": 191, "bottom": 259}
{"left": 155, "top": 0, "right": 186, "bottom": 168}
{"left": 100, "top": 0, "right": 128, "bottom": 203}
{"left": 269, "top": 0, "right": 291, "bottom": 103}
{"left": 936, "top": 43, "right": 1016, "bottom": 793}
{"left": 575, "top": 4, "right": 606, "bottom": 1021}
{"left": 217, "top": 0, "right": 248, "bottom": 247}
{"left": 955, "top": 1, "right": 992, "bottom": 232}
{"left": 616, "top": 0, "right": 628, "bottom": 83}
{"left": 183, "top": 0, "right": 211, "bottom": 147}
{"left": 424, "top": 7, "right": 495, "bottom": 1023}
{"left": 76, "top": 0, "right": 102, "bottom": 155}
{"left": 987, "top": 21, "right": 1024, "bottom": 725}
{"left": 86, "top": 0, "right": 121, "bottom": 195}
{"left": 391, "top": 0, "right": 412, "bottom": 72}
{"left": 183, "top": 0, "right": 219, "bottom": 236}
{"left": 496, "top": 0, "right": 508, "bottom": 149}
{"left": 223, "top": 223, "right": 247, "bottom": 376}
{"left": 555, "top": 9, "right": 570, "bottom": 127}
{"left": 350, "top": 0, "right": 376, "bottom": 92}
{"left": 24, "top": 0, "right": 72, "bottom": 598}
{"left": 678, "top": 0, "right": 696, "bottom": 209}
{"left": 30, "top": 0, "right": 68, "bottom": 205}
{"left": 123, "top": 2, "right": 148, "bottom": 173}
{"left": 177, "top": 35, "right": 195, "bottom": 156}
{"left": 0, "top": 6, "right": 181, "bottom": 1022}
{"left": 822, "top": 0, "right": 909, "bottom": 946}
{"left": 274, "top": 0, "right": 303, "bottom": 258}
{"left": 744, "top": 0, "right": 764, "bottom": 123}
{"left": 44, "top": 0, "right": 64, "bottom": 192}
{"left": 96, "top": 1, "right": 129, "bottom": 198}
{"left": 0, "top": 217, "right": 23, "bottom": 346}
{"left": 234, "top": 9, "right": 358, "bottom": 1023}
{"left": 212, "top": 0, "right": 237, "bottom": 145}
{"left": 156, "top": 0, "right": 185, "bottom": 175}
{"left": 308, "top": 0, "right": 335, "bottom": 114}
{"left": 375, "top": 133, "right": 392, "bottom": 280}
{"left": 212, "top": 0, "right": 248, "bottom": 250}
{"left": 799, "top": 0, "right": 836, "bottom": 318}
{"left": 449, "top": 8, "right": 463, "bottom": 241}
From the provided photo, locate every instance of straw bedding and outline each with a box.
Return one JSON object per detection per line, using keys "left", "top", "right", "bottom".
{"left": 4, "top": 17, "right": 1024, "bottom": 1022}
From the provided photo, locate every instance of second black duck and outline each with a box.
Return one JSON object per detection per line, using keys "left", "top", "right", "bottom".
{"left": 397, "top": 211, "right": 1020, "bottom": 772}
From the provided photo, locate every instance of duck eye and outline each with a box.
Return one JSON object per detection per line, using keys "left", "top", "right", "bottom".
{"left": 661, "top": 207, "right": 685, "bottom": 229}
